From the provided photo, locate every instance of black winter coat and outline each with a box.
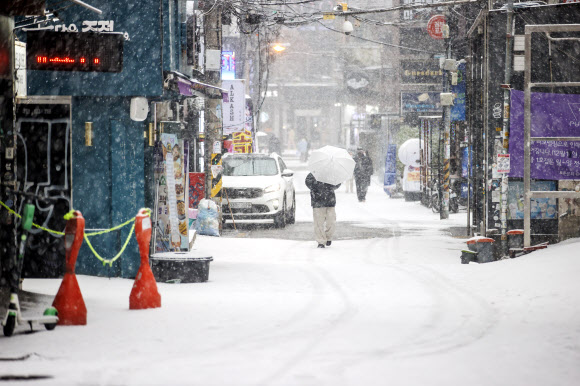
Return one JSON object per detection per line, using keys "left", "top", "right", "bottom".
{"left": 354, "top": 152, "right": 374, "bottom": 186}
{"left": 305, "top": 173, "right": 341, "bottom": 208}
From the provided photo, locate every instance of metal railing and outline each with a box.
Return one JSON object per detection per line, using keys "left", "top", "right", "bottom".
{"left": 523, "top": 24, "right": 580, "bottom": 247}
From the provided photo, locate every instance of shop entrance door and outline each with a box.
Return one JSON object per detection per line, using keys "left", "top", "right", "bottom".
{"left": 15, "top": 102, "right": 72, "bottom": 278}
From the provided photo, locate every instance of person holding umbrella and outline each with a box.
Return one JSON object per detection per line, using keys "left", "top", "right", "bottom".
{"left": 353, "top": 148, "right": 374, "bottom": 202}
{"left": 305, "top": 173, "right": 341, "bottom": 248}
{"left": 306, "top": 146, "right": 355, "bottom": 248}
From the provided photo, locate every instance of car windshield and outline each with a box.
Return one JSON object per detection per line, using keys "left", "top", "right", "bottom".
{"left": 223, "top": 157, "right": 279, "bottom": 176}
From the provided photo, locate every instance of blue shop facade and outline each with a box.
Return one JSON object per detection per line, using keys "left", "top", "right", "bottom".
{"left": 16, "top": 1, "right": 211, "bottom": 278}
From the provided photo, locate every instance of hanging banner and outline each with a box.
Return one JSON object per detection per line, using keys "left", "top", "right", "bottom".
{"left": 222, "top": 79, "right": 246, "bottom": 134}
{"left": 383, "top": 144, "right": 398, "bottom": 196}
{"left": 509, "top": 90, "right": 580, "bottom": 180}
{"left": 451, "top": 63, "right": 466, "bottom": 121}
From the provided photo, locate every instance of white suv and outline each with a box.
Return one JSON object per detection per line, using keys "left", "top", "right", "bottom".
{"left": 222, "top": 153, "right": 296, "bottom": 228}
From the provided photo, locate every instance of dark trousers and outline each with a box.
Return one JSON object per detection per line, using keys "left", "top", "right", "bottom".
{"left": 355, "top": 180, "right": 369, "bottom": 201}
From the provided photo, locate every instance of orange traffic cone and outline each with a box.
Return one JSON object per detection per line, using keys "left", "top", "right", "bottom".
{"left": 52, "top": 210, "right": 87, "bottom": 325}
{"left": 130, "top": 209, "right": 161, "bottom": 309}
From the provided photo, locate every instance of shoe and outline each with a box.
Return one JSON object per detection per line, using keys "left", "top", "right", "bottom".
{"left": 317, "top": 244, "right": 325, "bottom": 248}
{"left": 326, "top": 241, "right": 331, "bottom": 246}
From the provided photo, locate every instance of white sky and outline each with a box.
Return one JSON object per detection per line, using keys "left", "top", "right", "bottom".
{"left": 2, "top": 158, "right": 580, "bottom": 386}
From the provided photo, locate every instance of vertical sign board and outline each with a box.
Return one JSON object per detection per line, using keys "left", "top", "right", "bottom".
{"left": 221, "top": 51, "right": 235, "bottom": 80}
{"left": 451, "top": 63, "right": 466, "bottom": 121}
{"left": 222, "top": 79, "right": 246, "bottom": 135}
{"left": 155, "top": 134, "right": 188, "bottom": 251}
{"left": 383, "top": 144, "right": 398, "bottom": 196}
{"left": 14, "top": 41, "right": 26, "bottom": 98}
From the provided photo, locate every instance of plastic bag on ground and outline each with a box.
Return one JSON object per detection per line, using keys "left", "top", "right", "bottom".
{"left": 194, "top": 199, "right": 220, "bottom": 237}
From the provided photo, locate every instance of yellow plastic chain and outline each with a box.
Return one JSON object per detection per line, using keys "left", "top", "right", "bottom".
{"left": 0, "top": 199, "right": 64, "bottom": 235}
{"left": 1, "top": 200, "right": 152, "bottom": 267}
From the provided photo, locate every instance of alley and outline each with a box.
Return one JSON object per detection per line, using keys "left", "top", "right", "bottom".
{"left": 2, "top": 159, "right": 579, "bottom": 385}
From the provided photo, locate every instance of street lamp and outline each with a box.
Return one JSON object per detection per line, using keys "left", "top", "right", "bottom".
{"left": 271, "top": 43, "right": 290, "bottom": 53}
{"left": 272, "top": 44, "right": 286, "bottom": 53}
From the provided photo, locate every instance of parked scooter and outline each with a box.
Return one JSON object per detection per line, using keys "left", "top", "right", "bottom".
{"left": 2, "top": 188, "right": 59, "bottom": 336}
{"left": 430, "top": 179, "right": 460, "bottom": 214}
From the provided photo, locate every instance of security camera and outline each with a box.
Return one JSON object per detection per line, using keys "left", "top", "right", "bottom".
{"left": 342, "top": 20, "right": 353, "bottom": 35}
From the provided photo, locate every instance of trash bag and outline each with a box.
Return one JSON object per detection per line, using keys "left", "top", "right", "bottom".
{"left": 194, "top": 199, "right": 220, "bottom": 237}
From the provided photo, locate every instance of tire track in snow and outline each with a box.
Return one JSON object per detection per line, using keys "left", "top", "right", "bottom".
{"left": 356, "top": 224, "right": 497, "bottom": 360}
{"left": 255, "top": 242, "right": 360, "bottom": 386}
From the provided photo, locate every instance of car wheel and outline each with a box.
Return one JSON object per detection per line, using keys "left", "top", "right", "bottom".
{"left": 286, "top": 194, "right": 296, "bottom": 224}
{"left": 274, "top": 197, "right": 286, "bottom": 228}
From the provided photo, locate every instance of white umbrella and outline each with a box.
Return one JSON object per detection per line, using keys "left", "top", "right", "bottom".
{"left": 308, "top": 145, "right": 355, "bottom": 185}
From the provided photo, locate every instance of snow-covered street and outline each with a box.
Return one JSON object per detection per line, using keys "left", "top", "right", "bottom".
{"left": 2, "top": 160, "right": 580, "bottom": 386}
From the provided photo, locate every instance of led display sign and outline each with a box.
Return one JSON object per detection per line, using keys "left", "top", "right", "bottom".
{"left": 26, "top": 30, "right": 123, "bottom": 72}
{"left": 221, "top": 51, "right": 235, "bottom": 80}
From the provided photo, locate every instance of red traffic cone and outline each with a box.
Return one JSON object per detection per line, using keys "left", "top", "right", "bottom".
{"left": 53, "top": 210, "right": 87, "bottom": 325}
{"left": 130, "top": 209, "right": 161, "bottom": 310}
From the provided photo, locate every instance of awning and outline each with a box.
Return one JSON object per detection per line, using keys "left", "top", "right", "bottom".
{"left": 170, "top": 72, "right": 228, "bottom": 99}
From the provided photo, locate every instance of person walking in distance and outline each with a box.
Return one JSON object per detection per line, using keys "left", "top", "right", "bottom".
{"left": 353, "top": 148, "right": 374, "bottom": 202}
{"left": 305, "top": 172, "right": 341, "bottom": 248}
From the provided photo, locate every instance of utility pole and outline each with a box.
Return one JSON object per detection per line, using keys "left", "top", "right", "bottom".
{"left": 203, "top": 5, "right": 223, "bottom": 204}
{"left": 440, "top": 22, "right": 452, "bottom": 220}
{"left": 0, "top": 15, "right": 16, "bottom": 283}
{"left": 499, "top": 0, "right": 514, "bottom": 257}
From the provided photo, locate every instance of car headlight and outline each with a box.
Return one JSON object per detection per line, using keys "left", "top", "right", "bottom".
{"left": 265, "top": 183, "right": 281, "bottom": 193}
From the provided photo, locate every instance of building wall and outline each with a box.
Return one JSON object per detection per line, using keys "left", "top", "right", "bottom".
{"left": 26, "top": 1, "right": 162, "bottom": 97}
{"left": 72, "top": 96, "right": 145, "bottom": 278}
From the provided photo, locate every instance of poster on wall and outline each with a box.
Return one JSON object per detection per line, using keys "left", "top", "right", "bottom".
{"left": 155, "top": 134, "right": 188, "bottom": 252}
{"left": 189, "top": 172, "right": 205, "bottom": 209}
{"left": 509, "top": 90, "right": 580, "bottom": 179}
{"left": 507, "top": 181, "right": 557, "bottom": 220}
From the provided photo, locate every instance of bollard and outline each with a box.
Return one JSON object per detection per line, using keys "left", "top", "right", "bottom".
{"left": 52, "top": 211, "right": 87, "bottom": 325}
{"left": 507, "top": 229, "right": 524, "bottom": 250}
{"left": 460, "top": 249, "right": 478, "bottom": 264}
{"left": 130, "top": 209, "right": 161, "bottom": 310}
{"left": 466, "top": 237, "right": 495, "bottom": 263}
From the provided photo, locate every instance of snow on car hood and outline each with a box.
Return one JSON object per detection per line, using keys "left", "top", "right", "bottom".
{"left": 222, "top": 175, "right": 281, "bottom": 189}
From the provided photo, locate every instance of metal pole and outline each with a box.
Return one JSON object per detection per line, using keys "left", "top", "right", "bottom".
{"left": 203, "top": 5, "right": 223, "bottom": 201}
{"left": 523, "top": 28, "right": 532, "bottom": 248}
{"left": 441, "top": 39, "right": 452, "bottom": 220}
{"left": 499, "top": 0, "right": 514, "bottom": 257}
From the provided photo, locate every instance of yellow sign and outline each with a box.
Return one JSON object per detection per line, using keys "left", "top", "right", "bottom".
{"left": 407, "top": 171, "right": 421, "bottom": 182}
{"left": 323, "top": 13, "right": 335, "bottom": 20}
{"left": 233, "top": 130, "right": 253, "bottom": 153}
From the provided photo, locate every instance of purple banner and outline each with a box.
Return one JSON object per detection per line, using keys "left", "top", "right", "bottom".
{"left": 509, "top": 90, "right": 580, "bottom": 180}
